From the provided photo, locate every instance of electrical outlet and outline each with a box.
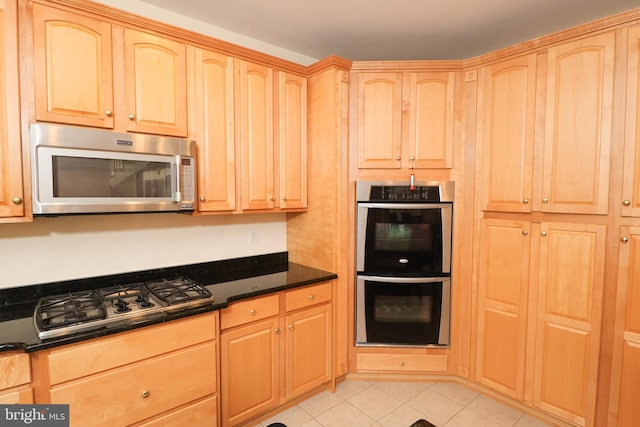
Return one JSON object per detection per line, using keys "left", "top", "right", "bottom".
{"left": 250, "top": 228, "right": 259, "bottom": 244}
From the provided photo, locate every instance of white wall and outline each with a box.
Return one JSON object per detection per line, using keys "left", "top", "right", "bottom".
{"left": 92, "top": 0, "right": 318, "bottom": 66}
{"left": 0, "top": 213, "right": 286, "bottom": 289}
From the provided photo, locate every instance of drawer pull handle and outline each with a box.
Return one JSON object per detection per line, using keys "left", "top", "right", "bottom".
{"left": 141, "top": 390, "right": 150, "bottom": 398}
{"left": 308, "top": 294, "right": 315, "bottom": 300}
{"left": 250, "top": 309, "right": 257, "bottom": 316}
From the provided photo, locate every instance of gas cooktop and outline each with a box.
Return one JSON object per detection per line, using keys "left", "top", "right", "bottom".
{"left": 34, "top": 277, "right": 214, "bottom": 339}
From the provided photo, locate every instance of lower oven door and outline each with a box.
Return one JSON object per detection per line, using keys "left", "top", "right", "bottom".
{"left": 356, "top": 275, "right": 451, "bottom": 347}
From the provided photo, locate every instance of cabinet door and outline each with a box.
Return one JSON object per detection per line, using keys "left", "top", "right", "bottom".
{"left": 32, "top": 4, "right": 114, "bottom": 128}
{"left": 123, "top": 29, "right": 188, "bottom": 137}
{"left": 285, "top": 304, "right": 331, "bottom": 399}
{"left": 475, "top": 219, "right": 530, "bottom": 399}
{"left": 277, "top": 71, "right": 307, "bottom": 210}
{"left": 533, "top": 222, "right": 606, "bottom": 426}
{"left": 610, "top": 227, "right": 640, "bottom": 426}
{"left": 622, "top": 26, "right": 640, "bottom": 217}
{"left": 0, "top": 0, "right": 23, "bottom": 218}
{"left": 193, "top": 48, "right": 235, "bottom": 212}
{"left": 404, "top": 71, "right": 454, "bottom": 169}
{"left": 221, "top": 317, "right": 279, "bottom": 426}
{"left": 480, "top": 54, "right": 536, "bottom": 213}
{"left": 238, "top": 60, "right": 275, "bottom": 210}
{"left": 355, "top": 72, "right": 403, "bottom": 168}
{"left": 542, "top": 33, "right": 615, "bottom": 214}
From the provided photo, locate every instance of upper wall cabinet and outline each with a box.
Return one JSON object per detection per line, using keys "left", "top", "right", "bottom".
{"left": 541, "top": 32, "right": 615, "bottom": 215}
{"left": 121, "top": 28, "right": 188, "bottom": 137}
{"left": 192, "top": 48, "right": 236, "bottom": 212}
{"left": 353, "top": 71, "right": 455, "bottom": 170}
{"left": 32, "top": 4, "right": 114, "bottom": 128}
{"left": 0, "top": 0, "right": 24, "bottom": 219}
{"left": 622, "top": 25, "right": 640, "bottom": 217}
{"left": 480, "top": 54, "right": 537, "bottom": 213}
{"left": 31, "top": 5, "right": 188, "bottom": 137}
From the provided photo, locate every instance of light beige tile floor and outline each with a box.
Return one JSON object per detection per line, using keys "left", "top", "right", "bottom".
{"left": 253, "top": 380, "right": 553, "bottom": 427}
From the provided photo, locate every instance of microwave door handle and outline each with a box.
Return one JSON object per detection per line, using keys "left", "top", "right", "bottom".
{"left": 174, "top": 155, "right": 182, "bottom": 202}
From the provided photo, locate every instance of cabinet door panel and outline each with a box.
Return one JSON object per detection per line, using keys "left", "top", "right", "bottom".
{"left": 406, "top": 72, "right": 454, "bottom": 169}
{"left": 277, "top": 71, "right": 307, "bottom": 209}
{"left": 124, "top": 29, "right": 187, "bottom": 136}
{"left": 221, "top": 318, "right": 279, "bottom": 426}
{"left": 32, "top": 4, "right": 114, "bottom": 128}
{"left": 480, "top": 55, "right": 536, "bottom": 212}
{"left": 356, "top": 73, "right": 402, "bottom": 168}
{"left": 193, "top": 49, "right": 235, "bottom": 212}
{"left": 0, "top": 0, "right": 23, "bottom": 218}
{"left": 238, "top": 60, "right": 274, "bottom": 210}
{"left": 286, "top": 304, "right": 331, "bottom": 398}
{"left": 476, "top": 219, "right": 530, "bottom": 398}
{"left": 533, "top": 222, "right": 606, "bottom": 425}
{"left": 623, "top": 26, "right": 640, "bottom": 217}
{"left": 542, "top": 32, "right": 614, "bottom": 214}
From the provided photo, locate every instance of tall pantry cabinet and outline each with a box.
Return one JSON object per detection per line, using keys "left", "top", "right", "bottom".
{"left": 474, "top": 30, "right": 616, "bottom": 427}
{"left": 0, "top": 0, "right": 24, "bottom": 219}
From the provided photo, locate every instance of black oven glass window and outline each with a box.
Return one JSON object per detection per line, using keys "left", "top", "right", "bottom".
{"left": 364, "top": 281, "right": 443, "bottom": 345}
{"left": 52, "top": 156, "right": 172, "bottom": 198}
{"left": 365, "top": 208, "right": 444, "bottom": 274}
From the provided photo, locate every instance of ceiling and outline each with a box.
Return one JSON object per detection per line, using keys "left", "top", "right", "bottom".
{"left": 138, "top": 0, "right": 640, "bottom": 62}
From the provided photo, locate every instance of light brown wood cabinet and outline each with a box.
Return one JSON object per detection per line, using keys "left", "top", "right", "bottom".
{"left": 31, "top": 313, "right": 218, "bottom": 426}
{"left": 220, "top": 282, "right": 332, "bottom": 427}
{"left": 475, "top": 219, "right": 606, "bottom": 426}
{"left": 192, "top": 48, "right": 236, "bottom": 212}
{"left": 622, "top": 26, "right": 640, "bottom": 218}
{"left": 0, "top": 352, "right": 33, "bottom": 404}
{"left": 353, "top": 70, "right": 455, "bottom": 170}
{"left": 31, "top": 4, "right": 188, "bottom": 137}
{"left": 479, "top": 54, "right": 537, "bottom": 213}
{"left": 0, "top": 0, "right": 24, "bottom": 220}
{"left": 609, "top": 226, "right": 640, "bottom": 426}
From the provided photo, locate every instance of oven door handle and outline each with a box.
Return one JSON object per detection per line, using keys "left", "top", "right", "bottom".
{"left": 357, "top": 275, "right": 449, "bottom": 284}
{"left": 357, "top": 202, "right": 451, "bottom": 210}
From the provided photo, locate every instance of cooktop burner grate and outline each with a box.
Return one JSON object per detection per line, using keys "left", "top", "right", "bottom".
{"left": 146, "top": 278, "right": 212, "bottom": 305}
{"left": 37, "top": 290, "right": 107, "bottom": 331}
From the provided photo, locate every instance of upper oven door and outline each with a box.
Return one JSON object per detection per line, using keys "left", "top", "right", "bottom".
{"left": 357, "top": 202, "right": 452, "bottom": 275}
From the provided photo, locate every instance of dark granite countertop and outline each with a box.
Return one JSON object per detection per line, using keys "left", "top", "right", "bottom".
{"left": 0, "top": 252, "right": 337, "bottom": 353}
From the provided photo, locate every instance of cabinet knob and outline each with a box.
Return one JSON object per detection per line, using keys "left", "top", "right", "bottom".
{"left": 522, "top": 198, "right": 529, "bottom": 204}
{"left": 141, "top": 390, "right": 150, "bottom": 398}
{"left": 409, "top": 156, "right": 415, "bottom": 161}
{"left": 250, "top": 309, "right": 256, "bottom": 316}
{"left": 395, "top": 156, "right": 401, "bottom": 161}
{"left": 270, "top": 196, "right": 275, "bottom": 202}
{"left": 623, "top": 199, "right": 631, "bottom": 207}
{"left": 308, "top": 294, "right": 315, "bottom": 300}
{"left": 522, "top": 230, "right": 529, "bottom": 236}
{"left": 199, "top": 196, "right": 205, "bottom": 202}
{"left": 541, "top": 231, "right": 547, "bottom": 237}
{"left": 400, "top": 361, "right": 405, "bottom": 367}
{"left": 274, "top": 328, "right": 280, "bottom": 335}
{"left": 282, "top": 196, "right": 287, "bottom": 201}
{"left": 105, "top": 110, "right": 113, "bottom": 117}
{"left": 621, "top": 237, "right": 629, "bottom": 243}
{"left": 128, "top": 114, "right": 136, "bottom": 121}
{"left": 542, "top": 198, "right": 549, "bottom": 204}
{"left": 12, "top": 197, "right": 22, "bottom": 205}
{"left": 288, "top": 325, "right": 294, "bottom": 331}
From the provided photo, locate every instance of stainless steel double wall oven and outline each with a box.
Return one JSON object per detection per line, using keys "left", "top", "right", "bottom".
{"left": 355, "top": 181, "right": 454, "bottom": 347}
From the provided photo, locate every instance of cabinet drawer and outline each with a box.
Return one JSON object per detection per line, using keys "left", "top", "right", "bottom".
{"left": 135, "top": 395, "right": 217, "bottom": 427}
{"left": 285, "top": 282, "right": 331, "bottom": 312}
{"left": 0, "top": 353, "right": 30, "bottom": 390}
{"left": 50, "top": 342, "right": 216, "bottom": 426}
{"left": 45, "top": 312, "right": 217, "bottom": 385}
{"left": 220, "top": 294, "right": 279, "bottom": 329}
{"left": 0, "top": 388, "right": 33, "bottom": 404}
{"left": 357, "top": 353, "right": 447, "bottom": 373}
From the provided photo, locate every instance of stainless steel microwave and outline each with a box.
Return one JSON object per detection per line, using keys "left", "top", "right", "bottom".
{"left": 30, "top": 123, "right": 197, "bottom": 215}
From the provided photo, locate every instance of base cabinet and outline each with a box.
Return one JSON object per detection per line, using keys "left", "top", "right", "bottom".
{"left": 31, "top": 313, "right": 218, "bottom": 427}
{"left": 475, "top": 219, "right": 605, "bottom": 427}
{"left": 220, "top": 282, "right": 332, "bottom": 427}
{"left": 0, "top": 352, "right": 32, "bottom": 404}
